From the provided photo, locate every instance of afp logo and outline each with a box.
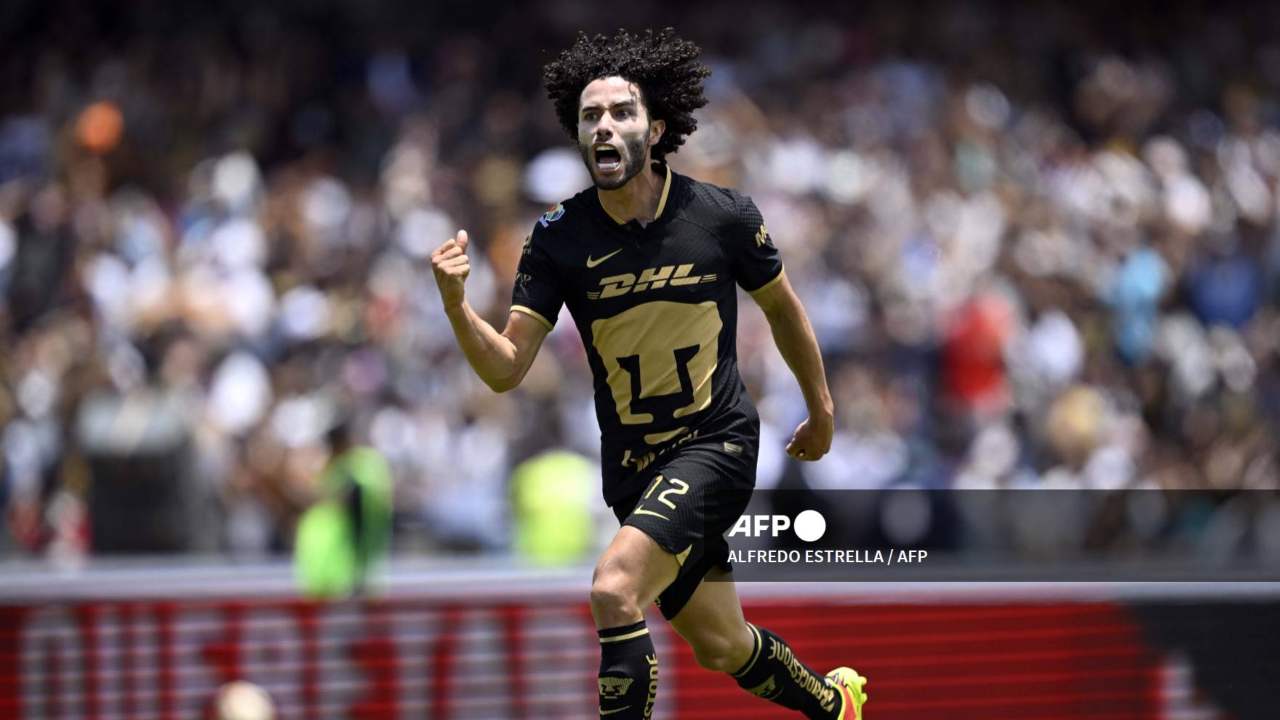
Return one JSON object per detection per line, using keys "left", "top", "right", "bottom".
{"left": 728, "top": 510, "right": 826, "bottom": 542}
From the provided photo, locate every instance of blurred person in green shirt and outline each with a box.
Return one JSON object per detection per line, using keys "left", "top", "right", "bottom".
{"left": 511, "top": 449, "right": 598, "bottom": 566}
{"left": 294, "top": 417, "right": 392, "bottom": 597}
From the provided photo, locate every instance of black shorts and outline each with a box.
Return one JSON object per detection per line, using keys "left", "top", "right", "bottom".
{"left": 611, "top": 441, "right": 756, "bottom": 620}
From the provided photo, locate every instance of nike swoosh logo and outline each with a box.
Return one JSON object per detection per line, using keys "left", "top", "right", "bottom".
{"left": 600, "top": 706, "right": 632, "bottom": 716}
{"left": 586, "top": 248, "right": 623, "bottom": 268}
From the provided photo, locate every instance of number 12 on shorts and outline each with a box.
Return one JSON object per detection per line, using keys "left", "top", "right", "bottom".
{"left": 641, "top": 474, "right": 689, "bottom": 512}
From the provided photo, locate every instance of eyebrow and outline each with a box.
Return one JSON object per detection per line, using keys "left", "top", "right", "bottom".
{"left": 580, "top": 100, "right": 639, "bottom": 114}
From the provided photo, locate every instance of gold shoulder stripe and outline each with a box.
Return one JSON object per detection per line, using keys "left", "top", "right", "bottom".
{"left": 747, "top": 268, "right": 786, "bottom": 297}
{"left": 510, "top": 305, "right": 554, "bottom": 331}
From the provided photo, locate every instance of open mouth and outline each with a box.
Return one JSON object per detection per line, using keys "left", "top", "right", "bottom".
{"left": 594, "top": 145, "right": 622, "bottom": 173}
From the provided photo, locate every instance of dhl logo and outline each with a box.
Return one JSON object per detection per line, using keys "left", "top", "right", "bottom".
{"left": 588, "top": 264, "right": 716, "bottom": 300}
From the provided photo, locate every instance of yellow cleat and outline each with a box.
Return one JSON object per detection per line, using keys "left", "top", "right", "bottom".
{"left": 825, "top": 666, "right": 868, "bottom": 720}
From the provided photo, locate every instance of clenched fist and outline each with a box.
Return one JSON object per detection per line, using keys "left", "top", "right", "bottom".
{"left": 785, "top": 411, "right": 833, "bottom": 461}
{"left": 431, "top": 230, "right": 470, "bottom": 310}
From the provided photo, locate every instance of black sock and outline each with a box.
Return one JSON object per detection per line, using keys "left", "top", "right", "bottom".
{"left": 730, "top": 624, "right": 840, "bottom": 719}
{"left": 598, "top": 620, "right": 659, "bottom": 719}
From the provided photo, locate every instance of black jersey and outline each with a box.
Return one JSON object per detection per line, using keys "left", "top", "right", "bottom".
{"left": 511, "top": 163, "right": 784, "bottom": 505}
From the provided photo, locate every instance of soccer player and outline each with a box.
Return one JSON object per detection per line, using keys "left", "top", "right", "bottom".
{"left": 430, "top": 28, "right": 868, "bottom": 719}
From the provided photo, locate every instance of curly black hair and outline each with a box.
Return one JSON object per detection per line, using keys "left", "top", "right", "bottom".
{"left": 543, "top": 28, "right": 711, "bottom": 162}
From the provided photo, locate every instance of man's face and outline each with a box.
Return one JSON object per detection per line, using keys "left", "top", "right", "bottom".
{"left": 577, "top": 76, "right": 664, "bottom": 190}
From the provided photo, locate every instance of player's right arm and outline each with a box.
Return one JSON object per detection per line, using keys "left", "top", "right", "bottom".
{"left": 431, "top": 230, "right": 550, "bottom": 393}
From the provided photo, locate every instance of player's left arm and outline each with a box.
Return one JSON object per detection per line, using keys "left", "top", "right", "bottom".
{"left": 750, "top": 271, "right": 834, "bottom": 461}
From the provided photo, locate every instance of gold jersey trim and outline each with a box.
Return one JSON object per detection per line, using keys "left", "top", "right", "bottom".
{"left": 654, "top": 163, "right": 673, "bottom": 218}
{"left": 675, "top": 544, "right": 693, "bottom": 566}
{"left": 510, "top": 304, "right": 554, "bottom": 332}
{"left": 601, "top": 163, "right": 673, "bottom": 225}
{"left": 747, "top": 267, "right": 786, "bottom": 298}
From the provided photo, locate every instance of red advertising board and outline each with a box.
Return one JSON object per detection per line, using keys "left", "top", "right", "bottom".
{"left": 1, "top": 594, "right": 1172, "bottom": 719}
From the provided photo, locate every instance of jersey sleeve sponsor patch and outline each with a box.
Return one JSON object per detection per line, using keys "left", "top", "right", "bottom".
{"left": 728, "top": 195, "right": 783, "bottom": 293}
{"left": 511, "top": 225, "right": 564, "bottom": 329}
{"left": 539, "top": 203, "right": 566, "bottom": 227}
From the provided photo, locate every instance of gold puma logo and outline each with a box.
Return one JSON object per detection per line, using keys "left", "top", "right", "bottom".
{"left": 748, "top": 674, "right": 779, "bottom": 698}
{"left": 598, "top": 676, "right": 634, "bottom": 699}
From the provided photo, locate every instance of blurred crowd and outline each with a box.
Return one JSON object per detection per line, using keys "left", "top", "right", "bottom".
{"left": 2, "top": 0, "right": 1279, "bottom": 562}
